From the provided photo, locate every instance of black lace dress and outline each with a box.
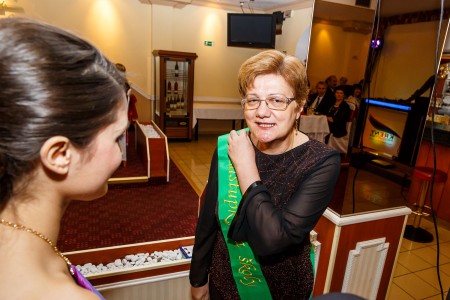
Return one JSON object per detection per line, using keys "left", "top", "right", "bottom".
{"left": 190, "top": 139, "right": 340, "bottom": 300}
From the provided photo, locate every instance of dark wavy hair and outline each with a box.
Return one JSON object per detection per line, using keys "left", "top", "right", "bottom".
{"left": 0, "top": 18, "right": 126, "bottom": 209}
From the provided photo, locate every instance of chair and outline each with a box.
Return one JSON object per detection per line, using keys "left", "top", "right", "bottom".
{"left": 404, "top": 166, "right": 447, "bottom": 242}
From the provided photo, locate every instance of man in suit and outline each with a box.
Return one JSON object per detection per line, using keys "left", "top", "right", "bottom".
{"left": 325, "top": 75, "right": 338, "bottom": 93}
{"left": 307, "top": 81, "right": 335, "bottom": 115}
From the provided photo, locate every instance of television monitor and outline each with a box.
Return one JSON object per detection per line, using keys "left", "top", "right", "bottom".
{"left": 361, "top": 99, "right": 411, "bottom": 159}
{"left": 227, "top": 13, "right": 276, "bottom": 49}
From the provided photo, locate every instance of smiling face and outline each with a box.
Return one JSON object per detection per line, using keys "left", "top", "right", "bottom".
{"left": 245, "top": 74, "right": 301, "bottom": 153}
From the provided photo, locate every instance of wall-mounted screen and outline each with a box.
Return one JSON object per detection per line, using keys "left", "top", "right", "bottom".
{"left": 361, "top": 99, "right": 411, "bottom": 159}
{"left": 227, "top": 13, "right": 276, "bottom": 49}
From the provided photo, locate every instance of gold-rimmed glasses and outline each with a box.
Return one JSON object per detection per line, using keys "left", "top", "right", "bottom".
{"left": 241, "top": 95, "right": 296, "bottom": 111}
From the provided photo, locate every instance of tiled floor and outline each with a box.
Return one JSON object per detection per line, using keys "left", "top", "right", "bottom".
{"left": 168, "top": 134, "right": 450, "bottom": 300}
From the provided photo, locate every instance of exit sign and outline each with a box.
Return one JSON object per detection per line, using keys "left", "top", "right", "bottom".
{"left": 204, "top": 41, "right": 214, "bottom": 47}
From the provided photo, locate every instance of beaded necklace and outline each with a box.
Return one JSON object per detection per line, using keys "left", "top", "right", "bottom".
{"left": 0, "top": 218, "right": 74, "bottom": 275}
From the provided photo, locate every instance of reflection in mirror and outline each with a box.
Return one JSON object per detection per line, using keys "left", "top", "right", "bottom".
{"left": 355, "top": 0, "right": 450, "bottom": 166}
{"left": 308, "top": 0, "right": 450, "bottom": 216}
{"left": 307, "top": 0, "right": 375, "bottom": 87}
{"left": 365, "top": 1, "right": 450, "bottom": 100}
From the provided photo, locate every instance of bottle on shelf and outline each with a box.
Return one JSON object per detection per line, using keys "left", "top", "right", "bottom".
{"left": 173, "top": 81, "right": 179, "bottom": 114}
{"left": 166, "top": 81, "right": 172, "bottom": 114}
{"left": 166, "top": 95, "right": 171, "bottom": 113}
{"left": 181, "top": 94, "right": 185, "bottom": 113}
{"left": 176, "top": 95, "right": 181, "bottom": 113}
{"left": 174, "top": 62, "right": 179, "bottom": 77}
{"left": 171, "top": 95, "right": 176, "bottom": 112}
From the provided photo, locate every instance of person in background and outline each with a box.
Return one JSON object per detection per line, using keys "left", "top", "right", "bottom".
{"left": 351, "top": 84, "right": 362, "bottom": 105}
{"left": 326, "top": 86, "right": 351, "bottom": 144}
{"left": 345, "top": 84, "right": 362, "bottom": 147}
{"left": 307, "top": 81, "right": 335, "bottom": 115}
{"left": 190, "top": 50, "right": 340, "bottom": 300}
{"left": 338, "top": 76, "right": 353, "bottom": 98}
{"left": 115, "top": 63, "right": 139, "bottom": 126}
{"left": 346, "top": 84, "right": 362, "bottom": 111}
{"left": 325, "top": 74, "right": 338, "bottom": 93}
{"left": 0, "top": 18, "right": 128, "bottom": 300}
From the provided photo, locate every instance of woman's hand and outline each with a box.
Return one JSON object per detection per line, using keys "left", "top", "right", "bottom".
{"left": 228, "top": 130, "right": 254, "bottom": 167}
{"left": 228, "top": 130, "right": 260, "bottom": 194}
{"left": 191, "top": 284, "right": 210, "bottom": 300}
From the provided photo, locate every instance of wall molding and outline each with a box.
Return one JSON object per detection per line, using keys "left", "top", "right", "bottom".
{"left": 323, "top": 207, "right": 411, "bottom": 226}
{"left": 341, "top": 238, "right": 389, "bottom": 299}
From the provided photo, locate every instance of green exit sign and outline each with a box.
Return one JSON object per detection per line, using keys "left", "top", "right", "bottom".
{"left": 204, "top": 41, "right": 214, "bottom": 47}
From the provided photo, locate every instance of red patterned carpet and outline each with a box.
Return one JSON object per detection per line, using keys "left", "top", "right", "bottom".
{"left": 57, "top": 130, "right": 199, "bottom": 252}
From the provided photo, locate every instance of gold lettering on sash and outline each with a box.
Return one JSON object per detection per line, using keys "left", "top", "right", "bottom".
{"left": 238, "top": 256, "right": 263, "bottom": 287}
{"left": 224, "top": 199, "right": 238, "bottom": 209}
{"left": 224, "top": 162, "right": 240, "bottom": 225}
{"left": 225, "top": 210, "right": 235, "bottom": 225}
{"left": 234, "top": 241, "right": 245, "bottom": 247}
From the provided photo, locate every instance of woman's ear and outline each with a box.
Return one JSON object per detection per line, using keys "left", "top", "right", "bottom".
{"left": 296, "top": 104, "right": 303, "bottom": 119}
{"left": 40, "top": 136, "right": 71, "bottom": 175}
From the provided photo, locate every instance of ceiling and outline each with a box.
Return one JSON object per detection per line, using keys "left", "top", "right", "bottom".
{"left": 188, "top": 0, "right": 449, "bottom": 15}
{"left": 211, "top": 0, "right": 305, "bottom": 11}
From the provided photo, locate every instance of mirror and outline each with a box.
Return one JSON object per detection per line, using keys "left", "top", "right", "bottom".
{"left": 308, "top": 0, "right": 450, "bottom": 216}
{"left": 365, "top": 0, "right": 450, "bottom": 100}
{"left": 307, "top": 0, "right": 375, "bottom": 87}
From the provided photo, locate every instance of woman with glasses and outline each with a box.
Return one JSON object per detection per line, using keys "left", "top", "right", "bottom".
{"left": 190, "top": 50, "right": 340, "bottom": 300}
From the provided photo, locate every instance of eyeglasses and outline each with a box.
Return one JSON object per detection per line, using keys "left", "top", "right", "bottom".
{"left": 241, "top": 95, "right": 296, "bottom": 111}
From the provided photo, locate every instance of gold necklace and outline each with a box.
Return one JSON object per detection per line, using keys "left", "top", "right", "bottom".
{"left": 0, "top": 218, "right": 74, "bottom": 274}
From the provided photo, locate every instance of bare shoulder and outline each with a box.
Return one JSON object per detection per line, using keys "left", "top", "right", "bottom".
{"left": 0, "top": 251, "right": 102, "bottom": 300}
{"left": 45, "top": 281, "right": 103, "bottom": 300}
{"left": 24, "top": 275, "right": 103, "bottom": 300}
{"left": 0, "top": 279, "right": 103, "bottom": 300}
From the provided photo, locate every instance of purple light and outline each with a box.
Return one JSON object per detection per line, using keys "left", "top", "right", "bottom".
{"left": 371, "top": 38, "right": 382, "bottom": 49}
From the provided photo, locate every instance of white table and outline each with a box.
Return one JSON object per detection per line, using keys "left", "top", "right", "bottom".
{"left": 193, "top": 102, "right": 245, "bottom": 140}
{"left": 300, "top": 114, "right": 330, "bottom": 143}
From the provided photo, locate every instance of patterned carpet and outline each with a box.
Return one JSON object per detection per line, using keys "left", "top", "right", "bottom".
{"left": 57, "top": 130, "right": 199, "bottom": 252}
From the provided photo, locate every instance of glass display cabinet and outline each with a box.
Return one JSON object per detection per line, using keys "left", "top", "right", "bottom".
{"left": 152, "top": 50, "right": 197, "bottom": 139}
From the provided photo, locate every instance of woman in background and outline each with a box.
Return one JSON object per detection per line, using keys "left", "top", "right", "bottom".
{"left": 190, "top": 50, "right": 340, "bottom": 299}
{"left": 0, "top": 18, "right": 128, "bottom": 300}
{"left": 326, "top": 86, "right": 351, "bottom": 143}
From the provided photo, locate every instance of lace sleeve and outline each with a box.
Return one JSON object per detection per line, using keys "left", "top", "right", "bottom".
{"left": 228, "top": 154, "right": 340, "bottom": 257}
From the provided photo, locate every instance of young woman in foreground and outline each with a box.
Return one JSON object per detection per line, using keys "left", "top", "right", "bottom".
{"left": 0, "top": 18, "right": 128, "bottom": 300}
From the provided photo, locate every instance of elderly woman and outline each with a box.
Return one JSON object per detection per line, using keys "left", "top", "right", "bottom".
{"left": 190, "top": 50, "right": 340, "bottom": 300}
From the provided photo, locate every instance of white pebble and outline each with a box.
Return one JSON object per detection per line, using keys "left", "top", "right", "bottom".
{"left": 77, "top": 247, "right": 191, "bottom": 276}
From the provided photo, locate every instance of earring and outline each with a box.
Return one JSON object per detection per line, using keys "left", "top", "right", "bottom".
{"left": 295, "top": 117, "right": 300, "bottom": 135}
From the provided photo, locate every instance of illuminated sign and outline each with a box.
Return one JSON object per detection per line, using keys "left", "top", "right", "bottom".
{"left": 365, "top": 99, "right": 411, "bottom": 111}
{"left": 362, "top": 105, "right": 408, "bottom": 158}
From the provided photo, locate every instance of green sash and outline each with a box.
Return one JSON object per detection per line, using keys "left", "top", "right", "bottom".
{"left": 217, "top": 130, "right": 272, "bottom": 299}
